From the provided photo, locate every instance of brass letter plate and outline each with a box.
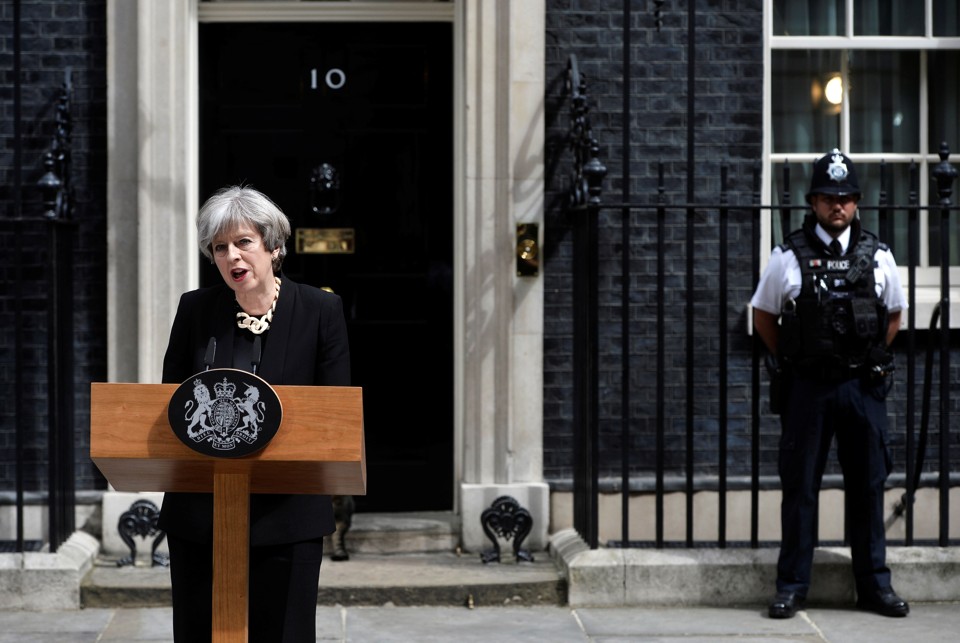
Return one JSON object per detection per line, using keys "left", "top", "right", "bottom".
{"left": 296, "top": 228, "right": 355, "bottom": 254}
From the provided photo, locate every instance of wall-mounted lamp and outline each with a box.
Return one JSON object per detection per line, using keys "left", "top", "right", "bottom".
{"left": 824, "top": 75, "right": 843, "bottom": 105}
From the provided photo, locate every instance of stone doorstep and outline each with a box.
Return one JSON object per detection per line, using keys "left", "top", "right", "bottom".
{"left": 99, "top": 506, "right": 463, "bottom": 562}
{"left": 325, "top": 511, "right": 461, "bottom": 555}
{"left": 549, "top": 527, "right": 960, "bottom": 608}
{"left": 81, "top": 552, "right": 565, "bottom": 609}
{"left": 83, "top": 512, "right": 561, "bottom": 609}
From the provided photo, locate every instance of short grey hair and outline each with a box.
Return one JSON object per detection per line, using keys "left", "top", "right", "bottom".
{"left": 197, "top": 186, "right": 291, "bottom": 272}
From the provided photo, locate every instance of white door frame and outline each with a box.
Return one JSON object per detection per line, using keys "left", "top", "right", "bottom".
{"left": 106, "top": 0, "right": 548, "bottom": 551}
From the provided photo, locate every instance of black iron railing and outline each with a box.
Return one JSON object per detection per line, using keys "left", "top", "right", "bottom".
{"left": 565, "top": 135, "right": 958, "bottom": 549}
{"left": 561, "top": 0, "right": 960, "bottom": 550}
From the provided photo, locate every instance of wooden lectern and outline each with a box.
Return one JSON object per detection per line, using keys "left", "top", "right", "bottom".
{"left": 90, "top": 382, "right": 365, "bottom": 643}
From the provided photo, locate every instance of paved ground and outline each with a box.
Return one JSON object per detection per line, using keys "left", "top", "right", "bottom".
{"left": 1, "top": 602, "right": 959, "bottom": 642}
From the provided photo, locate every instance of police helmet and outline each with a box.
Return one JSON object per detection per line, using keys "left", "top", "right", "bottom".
{"left": 806, "top": 148, "right": 861, "bottom": 203}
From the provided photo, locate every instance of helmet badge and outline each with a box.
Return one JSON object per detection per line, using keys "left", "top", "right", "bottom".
{"left": 826, "top": 149, "right": 849, "bottom": 183}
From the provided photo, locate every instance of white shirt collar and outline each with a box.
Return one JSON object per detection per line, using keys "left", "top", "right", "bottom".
{"left": 814, "top": 223, "right": 851, "bottom": 255}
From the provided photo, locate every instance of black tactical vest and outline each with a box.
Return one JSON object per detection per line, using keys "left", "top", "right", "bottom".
{"left": 777, "top": 216, "right": 888, "bottom": 373}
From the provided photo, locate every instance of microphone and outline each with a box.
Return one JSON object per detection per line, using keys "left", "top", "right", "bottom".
{"left": 203, "top": 337, "right": 216, "bottom": 371}
{"left": 251, "top": 336, "right": 262, "bottom": 375}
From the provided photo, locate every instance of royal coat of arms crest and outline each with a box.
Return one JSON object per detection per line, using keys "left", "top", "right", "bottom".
{"left": 168, "top": 368, "right": 282, "bottom": 458}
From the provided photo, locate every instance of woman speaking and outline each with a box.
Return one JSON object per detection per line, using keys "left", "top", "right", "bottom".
{"left": 159, "top": 186, "right": 350, "bottom": 642}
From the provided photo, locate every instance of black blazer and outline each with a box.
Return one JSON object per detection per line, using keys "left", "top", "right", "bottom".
{"left": 157, "top": 275, "right": 350, "bottom": 545}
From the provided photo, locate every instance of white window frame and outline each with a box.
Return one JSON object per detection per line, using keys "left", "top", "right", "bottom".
{"left": 762, "top": 0, "right": 960, "bottom": 328}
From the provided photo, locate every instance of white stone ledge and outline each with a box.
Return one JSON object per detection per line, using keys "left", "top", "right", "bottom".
{"left": 0, "top": 531, "right": 100, "bottom": 611}
{"left": 549, "top": 528, "right": 960, "bottom": 608}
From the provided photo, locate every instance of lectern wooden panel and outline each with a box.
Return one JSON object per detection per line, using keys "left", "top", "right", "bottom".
{"left": 90, "top": 383, "right": 366, "bottom": 495}
{"left": 90, "top": 381, "right": 365, "bottom": 643}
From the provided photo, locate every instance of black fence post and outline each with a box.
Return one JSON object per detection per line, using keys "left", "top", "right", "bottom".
{"left": 619, "top": 0, "right": 632, "bottom": 550}
{"left": 718, "top": 165, "right": 729, "bottom": 548}
{"left": 931, "top": 142, "right": 956, "bottom": 547}
{"left": 750, "top": 162, "right": 762, "bottom": 547}
{"left": 571, "top": 152, "right": 603, "bottom": 549}
{"left": 567, "top": 54, "right": 606, "bottom": 549}
{"left": 12, "top": 0, "right": 26, "bottom": 555}
{"left": 655, "top": 161, "right": 666, "bottom": 548}
{"left": 905, "top": 161, "right": 919, "bottom": 545}
{"left": 779, "top": 163, "right": 791, "bottom": 244}
{"left": 683, "top": 0, "right": 697, "bottom": 549}
{"left": 37, "top": 72, "right": 76, "bottom": 551}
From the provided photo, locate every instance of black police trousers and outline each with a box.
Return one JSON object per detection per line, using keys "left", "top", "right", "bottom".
{"left": 776, "top": 373, "right": 893, "bottom": 598}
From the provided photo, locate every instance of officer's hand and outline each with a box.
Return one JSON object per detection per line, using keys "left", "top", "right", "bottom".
{"left": 868, "top": 347, "right": 895, "bottom": 376}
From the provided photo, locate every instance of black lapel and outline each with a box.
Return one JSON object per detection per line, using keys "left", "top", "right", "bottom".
{"left": 257, "top": 275, "right": 294, "bottom": 384}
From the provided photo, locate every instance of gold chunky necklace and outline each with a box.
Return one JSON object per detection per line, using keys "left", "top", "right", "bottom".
{"left": 236, "top": 276, "right": 281, "bottom": 335}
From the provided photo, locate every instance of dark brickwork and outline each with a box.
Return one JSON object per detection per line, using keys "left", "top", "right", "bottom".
{"left": 0, "top": 0, "right": 955, "bottom": 528}
{"left": 543, "top": 0, "right": 959, "bottom": 491}
{"left": 1, "top": 0, "right": 108, "bottom": 499}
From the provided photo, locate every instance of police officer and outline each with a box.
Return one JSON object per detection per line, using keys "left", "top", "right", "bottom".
{"left": 751, "top": 150, "right": 909, "bottom": 619}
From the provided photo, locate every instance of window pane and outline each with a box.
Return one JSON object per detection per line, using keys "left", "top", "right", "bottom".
{"left": 934, "top": 0, "right": 960, "bottom": 36}
{"left": 772, "top": 51, "right": 843, "bottom": 154}
{"left": 772, "top": 161, "right": 915, "bottom": 261}
{"left": 849, "top": 51, "right": 919, "bottom": 153}
{"left": 771, "top": 160, "right": 813, "bottom": 245}
{"left": 773, "top": 0, "right": 843, "bottom": 35}
{"left": 929, "top": 210, "right": 960, "bottom": 266}
{"left": 854, "top": 0, "right": 923, "bottom": 36}
{"left": 855, "top": 162, "right": 913, "bottom": 261}
{"left": 928, "top": 51, "right": 960, "bottom": 153}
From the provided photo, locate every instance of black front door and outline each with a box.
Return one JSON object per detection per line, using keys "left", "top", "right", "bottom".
{"left": 199, "top": 22, "right": 453, "bottom": 512}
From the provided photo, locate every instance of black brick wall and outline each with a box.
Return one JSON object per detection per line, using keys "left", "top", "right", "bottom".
{"left": 0, "top": 0, "right": 955, "bottom": 520}
{"left": 1, "top": 0, "right": 108, "bottom": 497}
{"left": 543, "top": 0, "right": 959, "bottom": 490}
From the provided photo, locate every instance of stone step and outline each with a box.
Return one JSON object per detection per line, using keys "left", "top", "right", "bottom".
{"left": 81, "top": 552, "right": 564, "bottom": 608}
{"left": 83, "top": 512, "right": 562, "bottom": 608}
{"left": 329, "top": 511, "right": 461, "bottom": 555}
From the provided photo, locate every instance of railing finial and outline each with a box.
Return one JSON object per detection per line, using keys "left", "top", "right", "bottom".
{"left": 566, "top": 54, "right": 606, "bottom": 210}
{"left": 932, "top": 141, "right": 957, "bottom": 206}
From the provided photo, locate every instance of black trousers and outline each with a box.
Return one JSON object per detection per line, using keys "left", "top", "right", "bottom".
{"left": 775, "top": 374, "right": 892, "bottom": 598}
{"left": 167, "top": 534, "right": 324, "bottom": 643}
